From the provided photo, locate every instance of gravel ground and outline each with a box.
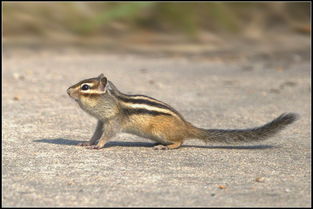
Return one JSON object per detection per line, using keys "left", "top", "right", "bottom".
{"left": 2, "top": 40, "right": 311, "bottom": 207}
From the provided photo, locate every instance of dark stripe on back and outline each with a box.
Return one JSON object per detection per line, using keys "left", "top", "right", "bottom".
{"left": 123, "top": 108, "right": 172, "bottom": 116}
{"left": 116, "top": 95, "right": 181, "bottom": 115}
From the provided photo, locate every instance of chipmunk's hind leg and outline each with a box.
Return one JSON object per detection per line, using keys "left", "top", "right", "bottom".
{"left": 153, "top": 141, "right": 183, "bottom": 150}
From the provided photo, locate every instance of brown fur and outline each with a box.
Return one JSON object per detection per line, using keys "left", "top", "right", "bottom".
{"left": 67, "top": 74, "right": 298, "bottom": 150}
{"left": 122, "top": 114, "right": 190, "bottom": 145}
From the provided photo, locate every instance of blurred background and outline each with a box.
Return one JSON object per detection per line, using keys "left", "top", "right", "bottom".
{"left": 3, "top": 2, "right": 311, "bottom": 57}
{"left": 2, "top": 3, "right": 312, "bottom": 208}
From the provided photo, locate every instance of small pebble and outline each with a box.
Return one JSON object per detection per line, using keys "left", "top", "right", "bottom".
{"left": 13, "top": 73, "right": 25, "bottom": 80}
{"left": 275, "top": 66, "right": 284, "bottom": 72}
{"left": 218, "top": 185, "right": 226, "bottom": 189}
{"left": 140, "top": 68, "right": 148, "bottom": 73}
{"left": 255, "top": 177, "right": 265, "bottom": 182}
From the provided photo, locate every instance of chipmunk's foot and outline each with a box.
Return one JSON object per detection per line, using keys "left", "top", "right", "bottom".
{"left": 86, "top": 145, "right": 102, "bottom": 150}
{"left": 77, "top": 142, "right": 91, "bottom": 146}
{"left": 153, "top": 142, "right": 183, "bottom": 150}
{"left": 153, "top": 145, "right": 169, "bottom": 150}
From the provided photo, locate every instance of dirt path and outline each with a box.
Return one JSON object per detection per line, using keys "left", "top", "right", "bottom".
{"left": 2, "top": 37, "right": 311, "bottom": 206}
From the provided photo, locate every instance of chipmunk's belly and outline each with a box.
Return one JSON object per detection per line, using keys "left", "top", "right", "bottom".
{"left": 123, "top": 124, "right": 171, "bottom": 145}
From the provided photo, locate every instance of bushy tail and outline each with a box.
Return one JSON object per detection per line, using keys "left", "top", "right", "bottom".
{"left": 191, "top": 113, "right": 299, "bottom": 143}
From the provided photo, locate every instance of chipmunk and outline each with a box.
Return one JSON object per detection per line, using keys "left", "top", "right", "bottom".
{"left": 67, "top": 74, "right": 298, "bottom": 150}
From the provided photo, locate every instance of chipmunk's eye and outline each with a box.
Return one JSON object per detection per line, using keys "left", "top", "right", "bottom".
{"left": 81, "top": 84, "right": 90, "bottom": 91}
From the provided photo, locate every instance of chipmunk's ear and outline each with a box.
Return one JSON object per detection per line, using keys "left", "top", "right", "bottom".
{"left": 98, "top": 74, "right": 108, "bottom": 92}
{"left": 98, "top": 73, "right": 105, "bottom": 79}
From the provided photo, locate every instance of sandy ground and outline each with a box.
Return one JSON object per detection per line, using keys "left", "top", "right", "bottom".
{"left": 2, "top": 35, "right": 311, "bottom": 206}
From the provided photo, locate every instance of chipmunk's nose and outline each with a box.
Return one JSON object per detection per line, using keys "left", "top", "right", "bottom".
{"left": 67, "top": 88, "right": 71, "bottom": 95}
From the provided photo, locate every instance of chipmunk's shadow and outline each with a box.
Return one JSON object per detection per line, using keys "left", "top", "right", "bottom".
{"left": 33, "top": 138, "right": 84, "bottom": 146}
{"left": 33, "top": 138, "right": 155, "bottom": 147}
{"left": 33, "top": 138, "right": 275, "bottom": 149}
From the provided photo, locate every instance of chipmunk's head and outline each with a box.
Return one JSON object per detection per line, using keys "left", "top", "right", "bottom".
{"left": 67, "top": 74, "right": 119, "bottom": 119}
{"left": 67, "top": 74, "right": 110, "bottom": 102}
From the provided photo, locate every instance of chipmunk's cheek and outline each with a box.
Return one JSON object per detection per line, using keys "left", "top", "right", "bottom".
{"left": 73, "top": 92, "right": 79, "bottom": 99}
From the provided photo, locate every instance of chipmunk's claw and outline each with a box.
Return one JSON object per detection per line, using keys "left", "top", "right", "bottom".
{"left": 153, "top": 145, "right": 169, "bottom": 150}
{"left": 86, "top": 145, "right": 102, "bottom": 150}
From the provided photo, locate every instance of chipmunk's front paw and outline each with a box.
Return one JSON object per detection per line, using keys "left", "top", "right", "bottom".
{"left": 77, "top": 142, "right": 91, "bottom": 146}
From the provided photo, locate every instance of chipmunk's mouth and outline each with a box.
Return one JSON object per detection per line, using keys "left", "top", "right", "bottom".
{"left": 67, "top": 88, "right": 79, "bottom": 101}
